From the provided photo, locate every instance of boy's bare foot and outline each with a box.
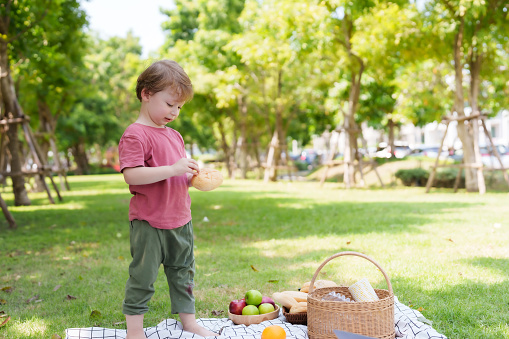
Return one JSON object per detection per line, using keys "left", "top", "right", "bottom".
{"left": 180, "top": 313, "right": 218, "bottom": 337}
{"left": 183, "top": 322, "right": 219, "bottom": 337}
{"left": 125, "top": 329, "right": 148, "bottom": 339}
{"left": 125, "top": 314, "right": 147, "bottom": 339}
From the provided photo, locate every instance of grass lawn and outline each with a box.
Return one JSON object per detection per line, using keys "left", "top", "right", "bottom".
{"left": 0, "top": 174, "right": 508, "bottom": 338}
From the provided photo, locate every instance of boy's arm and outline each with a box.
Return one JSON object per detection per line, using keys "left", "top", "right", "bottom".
{"left": 123, "top": 158, "right": 199, "bottom": 185}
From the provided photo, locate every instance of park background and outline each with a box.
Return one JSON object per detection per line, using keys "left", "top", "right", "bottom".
{"left": 0, "top": 0, "right": 509, "bottom": 338}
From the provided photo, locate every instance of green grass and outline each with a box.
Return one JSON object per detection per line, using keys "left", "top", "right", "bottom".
{"left": 1, "top": 174, "right": 508, "bottom": 338}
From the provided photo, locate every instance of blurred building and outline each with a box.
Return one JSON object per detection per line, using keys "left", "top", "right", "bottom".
{"left": 399, "top": 110, "right": 509, "bottom": 149}
{"left": 308, "top": 109, "right": 509, "bottom": 157}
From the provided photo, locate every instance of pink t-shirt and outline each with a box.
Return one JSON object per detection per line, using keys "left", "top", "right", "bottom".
{"left": 118, "top": 123, "right": 191, "bottom": 229}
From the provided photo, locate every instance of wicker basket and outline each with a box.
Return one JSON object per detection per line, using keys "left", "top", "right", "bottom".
{"left": 307, "top": 252, "right": 395, "bottom": 339}
{"left": 282, "top": 306, "right": 307, "bottom": 325}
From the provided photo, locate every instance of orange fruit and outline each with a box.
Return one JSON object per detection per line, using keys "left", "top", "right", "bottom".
{"left": 261, "top": 325, "right": 286, "bottom": 339}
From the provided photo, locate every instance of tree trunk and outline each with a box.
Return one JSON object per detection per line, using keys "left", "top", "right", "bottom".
{"left": 65, "top": 150, "right": 72, "bottom": 169}
{"left": 252, "top": 138, "right": 263, "bottom": 180}
{"left": 343, "top": 116, "right": 353, "bottom": 188}
{"left": 341, "top": 15, "right": 363, "bottom": 189}
{"left": 0, "top": 39, "right": 31, "bottom": 205}
{"left": 217, "top": 120, "right": 233, "bottom": 179}
{"left": 0, "top": 192, "right": 16, "bottom": 229}
{"left": 264, "top": 130, "right": 278, "bottom": 182}
{"left": 268, "top": 69, "right": 286, "bottom": 182}
{"left": 230, "top": 126, "right": 238, "bottom": 180}
{"left": 343, "top": 72, "right": 362, "bottom": 188}
{"left": 32, "top": 100, "right": 52, "bottom": 192}
{"left": 452, "top": 17, "right": 482, "bottom": 192}
{"left": 238, "top": 94, "right": 248, "bottom": 179}
{"left": 71, "top": 141, "right": 89, "bottom": 175}
{"left": 270, "top": 108, "right": 286, "bottom": 182}
{"left": 388, "top": 118, "right": 395, "bottom": 158}
{"left": 469, "top": 47, "right": 486, "bottom": 193}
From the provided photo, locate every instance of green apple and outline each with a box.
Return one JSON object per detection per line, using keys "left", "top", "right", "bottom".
{"left": 242, "top": 305, "right": 260, "bottom": 315}
{"left": 258, "top": 303, "right": 275, "bottom": 314}
{"left": 245, "top": 290, "right": 263, "bottom": 306}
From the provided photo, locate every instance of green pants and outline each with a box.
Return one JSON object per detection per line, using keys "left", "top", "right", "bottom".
{"left": 122, "top": 219, "right": 196, "bottom": 315}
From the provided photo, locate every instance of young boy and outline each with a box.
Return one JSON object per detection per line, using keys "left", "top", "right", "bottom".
{"left": 118, "top": 60, "right": 218, "bottom": 339}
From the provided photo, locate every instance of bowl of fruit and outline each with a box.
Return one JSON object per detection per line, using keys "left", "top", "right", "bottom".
{"left": 228, "top": 290, "right": 280, "bottom": 325}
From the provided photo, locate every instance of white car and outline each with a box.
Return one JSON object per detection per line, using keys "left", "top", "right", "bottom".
{"left": 482, "top": 155, "right": 509, "bottom": 169}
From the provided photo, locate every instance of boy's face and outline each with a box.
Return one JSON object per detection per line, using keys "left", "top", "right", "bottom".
{"left": 142, "top": 88, "right": 186, "bottom": 127}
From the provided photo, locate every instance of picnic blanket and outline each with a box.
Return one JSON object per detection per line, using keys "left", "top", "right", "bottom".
{"left": 65, "top": 297, "right": 447, "bottom": 339}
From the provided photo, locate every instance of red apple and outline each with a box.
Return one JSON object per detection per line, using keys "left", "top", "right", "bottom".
{"left": 261, "top": 296, "right": 275, "bottom": 308}
{"left": 229, "top": 299, "right": 247, "bottom": 315}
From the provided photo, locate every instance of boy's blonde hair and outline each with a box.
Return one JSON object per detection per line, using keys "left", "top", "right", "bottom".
{"left": 136, "top": 60, "right": 193, "bottom": 103}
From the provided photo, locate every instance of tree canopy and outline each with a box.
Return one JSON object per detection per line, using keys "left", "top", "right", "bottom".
{"left": 2, "top": 0, "right": 508, "bottom": 192}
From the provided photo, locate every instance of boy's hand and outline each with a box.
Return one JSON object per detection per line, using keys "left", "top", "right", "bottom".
{"left": 171, "top": 158, "right": 200, "bottom": 177}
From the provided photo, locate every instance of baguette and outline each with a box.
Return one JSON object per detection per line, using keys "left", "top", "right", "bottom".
{"left": 281, "top": 291, "right": 308, "bottom": 302}
{"left": 272, "top": 292, "right": 298, "bottom": 309}
{"left": 300, "top": 280, "right": 338, "bottom": 293}
{"left": 289, "top": 302, "right": 307, "bottom": 314}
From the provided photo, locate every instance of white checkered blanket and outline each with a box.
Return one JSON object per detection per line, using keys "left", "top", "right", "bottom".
{"left": 65, "top": 297, "right": 447, "bottom": 339}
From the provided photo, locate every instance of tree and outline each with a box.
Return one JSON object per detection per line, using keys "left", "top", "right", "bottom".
{"left": 0, "top": 0, "right": 87, "bottom": 205}
{"left": 354, "top": 1, "right": 421, "bottom": 156}
{"left": 227, "top": 0, "right": 330, "bottom": 181}
{"left": 421, "top": 0, "right": 509, "bottom": 192}
{"left": 357, "top": 79, "right": 397, "bottom": 148}
{"left": 161, "top": 0, "right": 250, "bottom": 178}
{"left": 56, "top": 33, "right": 143, "bottom": 174}
{"left": 15, "top": 0, "right": 88, "bottom": 189}
{"left": 321, "top": 0, "right": 419, "bottom": 183}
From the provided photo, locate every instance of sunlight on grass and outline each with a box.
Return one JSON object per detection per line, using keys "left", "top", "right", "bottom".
{"left": 63, "top": 188, "right": 127, "bottom": 196}
{"left": 11, "top": 318, "right": 47, "bottom": 338}
{"left": 249, "top": 192, "right": 300, "bottom": 201}
{"left": 67, "top": 174, "right": 123, "bottom": 182}
{"left": 13, "top": 202, "right": 85, "bottom": 211}
{"left": 249, "top": 236, "right": 345, "bottom": 257}
{"left": 275, "top": 202, "right": 310, "bottom": 209}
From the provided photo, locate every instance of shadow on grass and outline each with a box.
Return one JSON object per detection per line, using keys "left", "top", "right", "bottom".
{"left": 190, "top": 190, "right": 475, "bottom": 241}
{"left": 1, "top": 183, "right": 477, "bottom": 252}
{"left": 463, "top": 257, "right": 509, "bottom": 276}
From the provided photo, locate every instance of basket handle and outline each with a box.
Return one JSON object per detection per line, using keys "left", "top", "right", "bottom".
{"left": 308, "top": 251, "right": 393, "bottom": 295}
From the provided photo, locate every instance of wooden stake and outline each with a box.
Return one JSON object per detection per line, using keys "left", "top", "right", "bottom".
{"left": 0, "top": 131, "right": 7, "bottom": 184}
{"left": 38, "top": 174, "right": 55, "bottom": 204}
{"left": 481, "top": 119, "right": 509, "bottom": 186}
{"left": 320, "top": 132, "right": 338, "bottom": 187}
{"left": 356, "top": 151, "right": 365, "bottom": 187}
{"left": 453, "top": 160, "right": 463, "bottom": 193}
{"left": 263, "top": 132, "right": 277, "bottom": 183}
{"left": 0, "top": 192, "right": 16, "bottom": 229}
{"left": 426, "top": 121, "right": 450, "bottom": 193}
{"left": 360, "top": 132, "right": 384, "bottom": 188}
{"left": 471, "top": 116, "right": 485, "bottom": 194}
{"left": 20, "top": 122, "right": 56, "bottom": 204}
{"left": 426, "top": 113, "right": 508, "bottom": 193}
{"left": 48, "top": 173, "right": 63, "bottom": 201}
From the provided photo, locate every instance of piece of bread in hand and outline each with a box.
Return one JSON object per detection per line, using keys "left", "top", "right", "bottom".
{"left": 191, "top": 168, "right": 223, "bottom": 191}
